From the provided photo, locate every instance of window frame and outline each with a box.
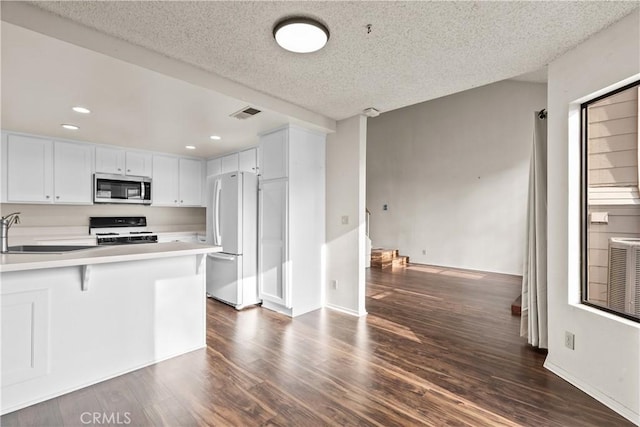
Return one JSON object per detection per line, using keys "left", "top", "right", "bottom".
{"left": 580, "top": 79, "right": 640, "bottom": 323}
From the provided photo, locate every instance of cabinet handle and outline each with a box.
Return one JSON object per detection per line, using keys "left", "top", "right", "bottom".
{"left": 46, "top": 195, "right": 50, "bottom": 199}
{"left": 56, "top": 196, "right": 60, "bottom": 199}
{"left": 174, "top": 200, "right": 178, "bottom": 203}
{"left": 127, "top": 169, "right": 131, "bottom": 172}
{"left": 118, "top": 168, "right": 122, "bottom": 171}
{"left": 180, "top": 200, "right": 184, "bottom": 203}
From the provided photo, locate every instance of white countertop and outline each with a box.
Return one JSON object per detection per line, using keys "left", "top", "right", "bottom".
{"left": 0, "top": 242, "right": 220, "bottom": 273}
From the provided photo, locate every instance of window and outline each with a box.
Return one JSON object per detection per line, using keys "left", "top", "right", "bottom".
{"left": 582, "top": 80, "right": 640, "bottom": 322}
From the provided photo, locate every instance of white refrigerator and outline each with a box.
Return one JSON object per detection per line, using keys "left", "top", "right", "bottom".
{"left": 206, "top": 171, "right": 259, "bottom": 309}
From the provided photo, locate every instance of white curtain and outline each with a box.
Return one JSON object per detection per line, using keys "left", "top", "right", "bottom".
{"left": 521, "top": 111, "right": 548, "bottom": 349}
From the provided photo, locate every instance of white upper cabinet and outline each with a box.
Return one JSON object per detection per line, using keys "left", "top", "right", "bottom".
{"left": 220, "top": 153, "right": 239, "bottom": 174}
{"left": 6, "top": 134, "right": 54, "bottom": 203}
{"left": 259, "top": 130, "right": 287, "bottom": 180}
{"left": 53, "top": 141, "right": 93, "bottom": 204}
{"left": 95, "top": 146, "right": 125, "bottom": 175}
{"left": 206, "top": 158, "right": 222, "bottom": 178}
{"left": 239, "top": 148, "right": 258, "bottom": 173}
{"left": 4, "top": 135, "right": 92, "bottom": 205}
{"left": 152, "top": 155, "right": 180, "bottom": 206}
{"left": 96, "top": 147, "right": 152, "bottom": 177}
{"left": 178, "top": 158, "right": 202, "bottom": 206}
{"left": 152, "top": 155, "right": 202, "bottom": 207}
{"left": 125, "top": 152, "right": 152, "bottom": 177}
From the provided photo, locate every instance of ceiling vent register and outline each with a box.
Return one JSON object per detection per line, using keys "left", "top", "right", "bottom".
{"left": 230, "top": 106, "right": 262, "bottom": 120}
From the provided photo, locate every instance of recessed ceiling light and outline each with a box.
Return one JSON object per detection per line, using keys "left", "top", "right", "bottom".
{"left": 61, "top": 124, "right": 79, "bottom": 130}
{"left": 209, "top": 135, "right": 221, "bottom": 140}
{"left": 185, "top": 145, "right": 196, "bottom": 150}
{"left": 273, "top": 17, "right": 329, "bottom": 53}
{"left": 72, "top": 106, "right": 91, "bottom": 114}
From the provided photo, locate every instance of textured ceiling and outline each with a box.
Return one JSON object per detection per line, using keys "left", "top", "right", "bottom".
{"left": 27, "top": 1, "right": 639, "bottom": 121}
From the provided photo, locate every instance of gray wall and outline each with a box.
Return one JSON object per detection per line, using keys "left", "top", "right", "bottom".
{"left": 367, "top": 80, "right": 547, "bottom": 275}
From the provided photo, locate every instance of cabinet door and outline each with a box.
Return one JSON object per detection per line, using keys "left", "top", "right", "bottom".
{"left": 1, "top": 289, "right": 49, "bottom": 386}
{"left": 152, "top": 155, "right": 179, "bottom": 206}
{"left": 239, "top": 148, "right": 258, "bottom": 173}
{"left": 179, "top": 158, "right": 203, "bottom": 206}
{"left": 125, "top": 152, "right": 152, "bottom": 177}
{"left": 220, "top": 153, "right": 239, "bottom": 174}
{"left": 258, "top": 179, "right": 288, "bottom": 306}
{"left": 259, "top": 129, "right": 287, "bottom": 180}
{"left": 95, "top": 147, "right": 125, "bottom": 175}
{"left": 206, "top": 158, "right": 221, "bottom": 177}
{"left": 6, "top": 135, "right": 53, "bottom": 203}
{"left": 53, "top": 141, "right": 93, "bottom": 204}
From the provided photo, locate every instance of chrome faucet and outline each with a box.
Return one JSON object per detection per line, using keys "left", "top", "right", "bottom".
{"left": 1, "top": 212, "right": 20, "bottom": 253}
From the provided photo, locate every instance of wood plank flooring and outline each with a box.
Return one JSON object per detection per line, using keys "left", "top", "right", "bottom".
{"left": 2, "top": 265, "right": 634, "bottom": 426}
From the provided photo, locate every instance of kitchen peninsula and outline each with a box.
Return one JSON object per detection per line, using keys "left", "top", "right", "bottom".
{"left": 1, "top": 241, "right": 220, "bottom": 414}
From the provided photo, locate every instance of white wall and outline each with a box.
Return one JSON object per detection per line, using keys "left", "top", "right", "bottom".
{"left": 545, "top": 10, "right": 640, "bottom": 424}
{"left": 325, "top": 115, "right": 367, "bottom": 316}
{"left": 367, "top": 80, "right": 546, "bottom": 275}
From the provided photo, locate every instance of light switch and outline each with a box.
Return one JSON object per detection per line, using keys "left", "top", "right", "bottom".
{"left": 590, "top": 212, "right": 608, "bottom": 224}
{"left": 341, "top": 215, "right": 349, "bottom": 225}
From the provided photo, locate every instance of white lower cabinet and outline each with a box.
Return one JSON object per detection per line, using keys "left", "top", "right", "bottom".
{"left": 1, "top": 289, "right": 50, "bottom": 387}
{"left": 258, "top": 126, "right": 325, "bottom": 317}
{"left": 4, "top": 135, "right": 92, "bottom": 204}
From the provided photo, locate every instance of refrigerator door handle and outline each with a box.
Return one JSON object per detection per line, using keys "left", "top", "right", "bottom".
{"left": 213, "top": 179, "right": 222, "bottom": 246}
{"left": 208, "top": 253, "right": 236, "bottom": 261}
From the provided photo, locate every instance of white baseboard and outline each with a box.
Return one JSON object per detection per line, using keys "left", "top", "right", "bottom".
{"left": 325, "top": 303, "right": 367, "bottom": 317}
{"left": 544, "top": 359, "right": 639, "bottom": 425}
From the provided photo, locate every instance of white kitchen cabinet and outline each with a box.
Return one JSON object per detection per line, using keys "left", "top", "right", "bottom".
{"left": 258, "top": 130, "right": 287, "bottom": 180}
{"left": 53, "top": 141, "right": 93, "bottom": 204}
{"left": 206, "top": 157, "right": 222, "bottom": 177}
{"left": 258, "top": 125, "right": 325, "bottom": 317}
{"left": 152, "top": 155, "right": 202, "bottom": 207}
{"left": 221, "top": 153, "right": 239, "bottom": 174}
{"left": 258, "top": 179, "right": 288, "bottom": 306}
{"left": 95, "top": 146, "right": 125, "bottom": 175}
{"left": 5, "top": 134, "right": 53, "bottom": 203}
{"left": 152, "top": 155, "right": 180, "bottom": 206}
{"left": 125, "top": 151, "right": 152, "bottom": 177}
{"left": 1, "top": 289, "right": 49, "bottom": 387}
{"left": 4, "top": 135, "right": 92, "bottom": 204}
{"left": 96, "top": 147, "right": 152, "bottom": 177}
{"left": 239, "top": 148, "right": 258, "bottom": 173}
{"left": 179, "top": 158, "right": 203, "bottom": 206}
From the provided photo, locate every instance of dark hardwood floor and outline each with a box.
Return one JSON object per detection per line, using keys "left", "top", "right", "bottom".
{"left": 2, "top": 265, "right": 633, "bottom": 426}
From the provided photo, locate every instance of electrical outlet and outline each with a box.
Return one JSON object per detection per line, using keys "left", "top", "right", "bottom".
{"left": 564, "top": 331, "right": 575, "bottom": 350}
{"left": 422, "top": 249, "right": 426, "bottom": 255}
{"left": 331, "top": 280, "right": 338, "bottom": 290}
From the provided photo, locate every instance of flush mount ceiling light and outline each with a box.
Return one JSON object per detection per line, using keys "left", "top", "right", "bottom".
{"left": 209, "top": 135, "right": 221, "bottom": 140}
{"left": 185, "top": 145, "right": 196, "bottom": 150}
{"left": 273, "top": 17, "right": 329, "bottom": 53}
{"left": 72, "top": 106, "right": 91, "bottom": 114}
{"left": 61, "top": 124, "right": 79, "bottom": 130}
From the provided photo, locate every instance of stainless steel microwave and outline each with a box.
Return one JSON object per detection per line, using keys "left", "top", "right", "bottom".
{"left": 94, "top": 173, "right": 152, "bottom": 205}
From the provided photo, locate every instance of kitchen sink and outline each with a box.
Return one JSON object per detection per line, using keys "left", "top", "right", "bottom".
{"left": 5, "top": 245, "right": 97, "bottom": 254}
